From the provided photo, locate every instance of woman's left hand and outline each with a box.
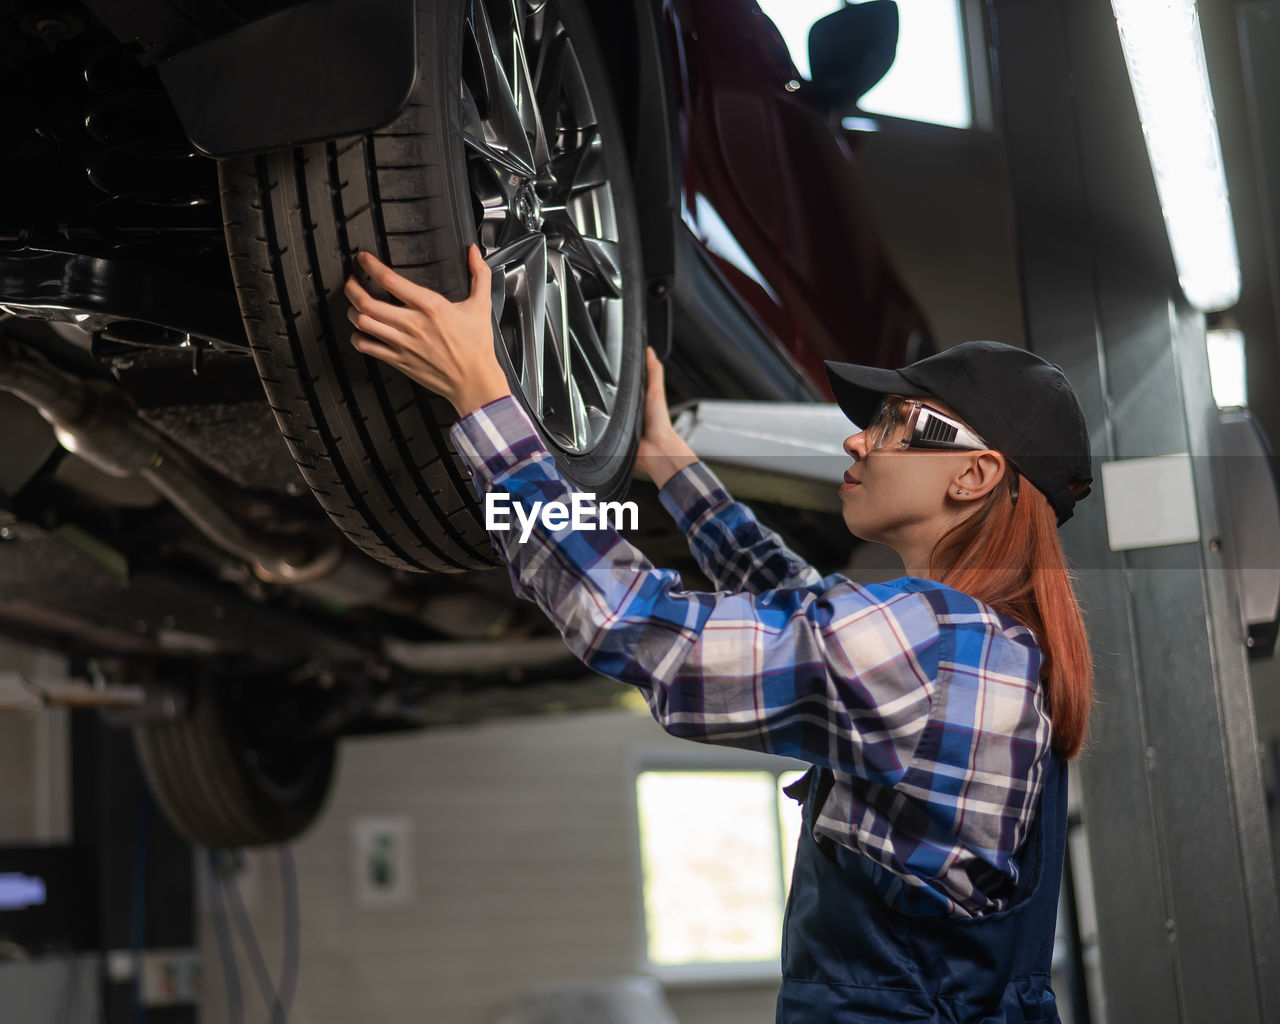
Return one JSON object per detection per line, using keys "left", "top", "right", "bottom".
{"left": 344, "top": 246, "right": 513, "bottom": 418}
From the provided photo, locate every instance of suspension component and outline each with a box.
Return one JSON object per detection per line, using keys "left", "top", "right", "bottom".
{"left": 82, "top": 41, "right": 220, "bottom": 253}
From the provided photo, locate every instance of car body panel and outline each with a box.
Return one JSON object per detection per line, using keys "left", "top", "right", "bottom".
{"left": 669, "top": 0, "right": 930, "bottom": 394}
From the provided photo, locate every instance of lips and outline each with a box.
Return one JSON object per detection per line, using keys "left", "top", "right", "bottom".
{"left": 843, "top": 470, "right": 860, "bottom": 485}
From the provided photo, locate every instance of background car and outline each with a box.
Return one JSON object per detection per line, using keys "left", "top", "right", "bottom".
{"left": 0, "top": 0, "right": 928, "bottom": 847}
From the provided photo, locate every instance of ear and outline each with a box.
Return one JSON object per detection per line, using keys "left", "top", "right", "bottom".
{"left": 949, "top": 452, "right": 1006, "bottom": 506}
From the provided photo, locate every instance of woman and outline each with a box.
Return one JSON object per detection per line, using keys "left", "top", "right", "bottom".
{"left": 345, "top": 246, "right": 1095, "bottom": 1024}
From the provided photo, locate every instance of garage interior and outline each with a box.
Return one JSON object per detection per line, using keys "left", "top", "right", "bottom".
{"left": 2, "top": 0, "right": 1279, "bottom": 1022}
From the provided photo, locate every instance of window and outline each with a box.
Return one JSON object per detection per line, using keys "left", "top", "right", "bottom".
{"left": 635, "top": 767, "right": 806, "bottom": 973}
{"left": 756, "top": 0, "right": 974, "bottom": 129}
{"left": 758, "top": 0, "right": 843, "bottom": 80}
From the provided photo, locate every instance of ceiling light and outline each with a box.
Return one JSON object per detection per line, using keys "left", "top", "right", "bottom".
{"left": 1206, "top": 327, "right": 1247, "bottom": 408}
{"left": 1111, "top": 0, "right": 1240, "bottom": 312}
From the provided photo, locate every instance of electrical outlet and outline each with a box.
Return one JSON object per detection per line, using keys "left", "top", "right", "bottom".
{"left": 141, "top": 949, "right": 203, "bottom": 1006}
{"left": 351, "top": 815, "right": 413, "bottom": 909}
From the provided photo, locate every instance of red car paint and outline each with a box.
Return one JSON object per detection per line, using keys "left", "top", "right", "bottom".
{"left": 664, "top": 0, "right": 931, "bottom": 395}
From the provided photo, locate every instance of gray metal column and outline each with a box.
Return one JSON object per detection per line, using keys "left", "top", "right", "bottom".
{"left": 992, "top": 1, "right": 1280, "bottom": 1021}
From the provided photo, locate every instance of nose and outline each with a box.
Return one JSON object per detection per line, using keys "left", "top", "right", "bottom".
{"left": 844, "top": 431, "right": 869, "bottom": 461}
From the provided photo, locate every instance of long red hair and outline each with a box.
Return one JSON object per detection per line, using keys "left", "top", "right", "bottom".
{"left": 929, "top": 470, "right": 1093, "bottom": 759}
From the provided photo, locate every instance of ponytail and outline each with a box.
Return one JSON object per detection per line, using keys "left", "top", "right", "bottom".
{"left": 930, "top": 471, "right": 1093, "bottom": 759}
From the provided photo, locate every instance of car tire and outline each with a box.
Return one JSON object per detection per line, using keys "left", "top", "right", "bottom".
{"left": 133, "top": 676, "right": 337, "bottom": 848}
{"left": 217, "top": 0, "right": 645, "bottom": 573}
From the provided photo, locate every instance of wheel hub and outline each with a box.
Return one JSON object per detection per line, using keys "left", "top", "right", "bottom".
{"left": 515, "top": 182, "right": 542, "bottom": 231}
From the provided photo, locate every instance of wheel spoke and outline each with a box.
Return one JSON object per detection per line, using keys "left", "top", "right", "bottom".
{"left": 570, "top": 236, "right": 622, "bottom": 299}
{"left": 468, "top": 159, "right": 516, "bottom": 250}
{"left": 546, "top": 126, "right": 606, "bottom": 203}
{"left": 544, "top": 212, "right": 622, "bottom": 300}
{"left": 464, "top": 0, "right": 537, "bottom": 178}
{"left": 486, "top": 233, "right": 548, "bottom": 417}
{"left": 531, "top": 29, "right": 569, "bottom": 152}
{"left": 566, "top": 369, "right": 589, "bottom": 452}
{"left": 462, "top": 85, "right": 533, "bottom": 180}
{"left": 534, "top": 7, "right": 597, "bottom": 134}
{"left": 487, "top": 258, "right": 508, "bottom": 324}
{"left": 563, "top": 264, "right": 615, "bottom": 414}
{"left": 539, "top": 251, "right": 579, "bottom": 447}
{"left": 503, "top": 0, "right": 552, "bottom": 171}
{"left": 526, "top": 2, "right": 558, "bottom": 109}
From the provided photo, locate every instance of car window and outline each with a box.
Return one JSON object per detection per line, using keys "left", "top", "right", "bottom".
{"left": 756, "top": 0, "right": 972, "bottom": 129}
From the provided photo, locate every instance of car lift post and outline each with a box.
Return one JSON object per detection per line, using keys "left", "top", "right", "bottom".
{"left": 994, "top": 0, "right": 1280, "bottom": 1021}
{"left": 71, "top": 712, "right": 196, "bottom": 1024}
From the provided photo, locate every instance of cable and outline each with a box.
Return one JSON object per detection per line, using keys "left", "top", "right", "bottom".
{"left": 222, "top": 851, "right": 286, "bottom": 1022}
{"left": 130, "top": 787, "right": 150, "bottom": 1024}
{"left": 277, "top": 846, "right": 300, "bottom": 1023}
{"left": 208, "top": 845, "right": 301, "bottom": 1024}
{"left": 205, "top": 851, "right": 244, "bottom": 1024}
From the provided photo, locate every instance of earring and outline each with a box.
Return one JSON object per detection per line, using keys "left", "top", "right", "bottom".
{"left": 956, "top": 489, "right": 970, "bottom": 496}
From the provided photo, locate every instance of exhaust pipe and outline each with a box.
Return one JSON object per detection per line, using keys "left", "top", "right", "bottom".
{"left": 0, "top": 336, "right": 523, "bottom": 642}
{"left": 0, "top": 337, "right": 337, "bottom": 583}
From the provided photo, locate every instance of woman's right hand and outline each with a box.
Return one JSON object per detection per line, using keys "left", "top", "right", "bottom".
{"left": 634, "top": 347, "right": 699, "bottom": 488}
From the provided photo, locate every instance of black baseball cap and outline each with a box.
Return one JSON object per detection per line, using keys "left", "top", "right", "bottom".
{"left": 824, "top": 340, "right": 1092, "bottom": 525}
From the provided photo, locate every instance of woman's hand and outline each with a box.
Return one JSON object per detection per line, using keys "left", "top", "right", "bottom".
{"left": 634, "top": 347, "right": 698, "bottom": 488}
{"left": 344, "top": 246, "right": 512, "bottom": 418}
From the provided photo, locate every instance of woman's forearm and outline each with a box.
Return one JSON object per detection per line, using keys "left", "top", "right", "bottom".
{"left": 639, "top": 433, "right": 700, "bottom": 489}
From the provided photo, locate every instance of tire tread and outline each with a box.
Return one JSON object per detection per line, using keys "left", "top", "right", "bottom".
{"left": 216, "top": 0, "right": 639, "bottom": 572}
{"left": 134, "top": 679, "right": 336, "bottom": 848}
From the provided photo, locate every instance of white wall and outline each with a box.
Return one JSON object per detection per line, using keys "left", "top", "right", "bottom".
{"left": 0, "top": 643, "right": 79, "bottom": 1024}
{"left": 199, "top": 706, "right": 784, "bottom": 1024}
{"left": 0, "top": 710, "right": 41, "bottom": 841}
{"left": 0, "top": 957, "right": 98, "bottom": 1024}
{"left": 0, "top": 639, "right": 71, "bottom": 844}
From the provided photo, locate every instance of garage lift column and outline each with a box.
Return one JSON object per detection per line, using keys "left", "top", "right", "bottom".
{"left": 993, "top": 1, "right": 1280, "bottom": 1021}
{"left": 72, "top": 712, "right": 197, "bottom": 1023}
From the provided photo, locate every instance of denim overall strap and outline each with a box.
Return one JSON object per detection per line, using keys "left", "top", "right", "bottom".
{"left": 778, "top": 756, "right": 1068, "bottom": 1023}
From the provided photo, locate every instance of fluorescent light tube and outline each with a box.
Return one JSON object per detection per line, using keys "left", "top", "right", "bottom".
{"left": 1206, "top": 327, "right": 1248, "bottom": 408}
{"left": 1111, "top": 0, "right": 1240, "bottom": 312}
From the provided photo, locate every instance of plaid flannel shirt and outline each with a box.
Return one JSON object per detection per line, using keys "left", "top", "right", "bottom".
{"left": 449, "top": 394, "right": 1054, "bottom": 918}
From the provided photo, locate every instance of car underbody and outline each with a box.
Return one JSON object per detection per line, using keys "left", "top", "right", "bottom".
{"left": 0, "top": 0, "right": 901, "bottom": 845}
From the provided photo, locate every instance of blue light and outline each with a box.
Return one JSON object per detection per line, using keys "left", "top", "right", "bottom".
{"left": 0, "top": 872, "right": 48, "bottom": 910}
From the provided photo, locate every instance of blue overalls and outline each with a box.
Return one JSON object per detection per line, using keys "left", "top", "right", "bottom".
{"left": 778, "top": 755, "right": 1067, "bottom": 1023}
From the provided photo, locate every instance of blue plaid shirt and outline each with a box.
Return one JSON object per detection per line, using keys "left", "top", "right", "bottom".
{"left": 450, "top": 394, "right": 1054, "bottom": 918}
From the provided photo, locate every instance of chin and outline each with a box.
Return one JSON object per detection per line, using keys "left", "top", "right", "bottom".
{"left": 841, "top": 514, "right": 875, "bottom": 543}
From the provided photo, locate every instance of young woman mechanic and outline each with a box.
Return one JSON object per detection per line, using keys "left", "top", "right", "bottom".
{"left": 344, "top": 246, "right": 1095, "bottom": 1024}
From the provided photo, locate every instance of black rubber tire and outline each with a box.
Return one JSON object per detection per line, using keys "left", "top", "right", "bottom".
{"left": 217, "top": 0, "right": 646, "bottom": 573}
{"left": 133, "top": 677, "right": 337, "bottom": 848}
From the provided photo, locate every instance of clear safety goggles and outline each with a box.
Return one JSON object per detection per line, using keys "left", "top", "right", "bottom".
{"left": 865, "top": 395, "right": 992, "bottom": 452}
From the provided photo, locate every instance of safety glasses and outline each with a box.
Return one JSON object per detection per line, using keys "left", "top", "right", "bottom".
{"left": 865, "top": 395, "right": 991, "bottom": 452}
{"left": 863, "top": 395, "right": 1020, "bottom": 505}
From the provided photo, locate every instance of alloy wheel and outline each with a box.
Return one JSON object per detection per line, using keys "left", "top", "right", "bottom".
{"left": 461, "top": 0, "right": 624, "bottom": 454}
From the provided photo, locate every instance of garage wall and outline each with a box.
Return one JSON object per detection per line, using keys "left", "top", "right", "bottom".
{"left": 855, "top": 123, "right": 1027, "bottom": 353}
{"left": 0, "top": 711, "right": 41, "bottom": 841}
{"left": 0, "top": 640, "right": 71, "bottom": 844}
{"left": 198, "top": 706, "right": 784, "bottom": 1024}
